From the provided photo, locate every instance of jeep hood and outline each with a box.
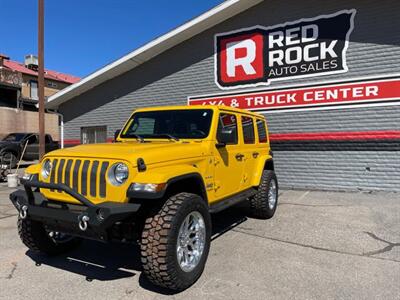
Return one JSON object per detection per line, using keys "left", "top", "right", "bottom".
{"left": 45, "top": 142, "right": 208, "bottom": 166}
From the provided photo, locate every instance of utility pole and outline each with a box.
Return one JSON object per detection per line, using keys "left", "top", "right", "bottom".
{"left": 38, "top": 0, "right": 45, "bottom": 160}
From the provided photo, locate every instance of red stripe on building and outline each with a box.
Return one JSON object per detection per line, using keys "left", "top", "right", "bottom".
{"left": 64, "top": 130, "right": 400, "bottom": 145}
{"left": 269, "top": 130, "right": 400, "bottom": 141}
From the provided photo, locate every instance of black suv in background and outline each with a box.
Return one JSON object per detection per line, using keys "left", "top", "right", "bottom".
{"left": 0, "top": 133, "right": 59, "bottom": 168}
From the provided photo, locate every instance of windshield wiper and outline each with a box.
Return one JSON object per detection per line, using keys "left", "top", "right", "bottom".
{"left": 154, "top": 134, "right": 180, "bottom": 142}
{"left": 128, "top": 134, "right": 145, "bottom": 143}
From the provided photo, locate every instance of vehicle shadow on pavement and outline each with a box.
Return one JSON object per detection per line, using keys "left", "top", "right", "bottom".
{"left": 26, "top": 241, "right": 140, "bottom": 281}
{"left": 25, "top": 204, "right": 250, "bottom": 294}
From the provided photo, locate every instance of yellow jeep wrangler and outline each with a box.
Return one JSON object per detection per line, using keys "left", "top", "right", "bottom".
{"left": 10, "top": 105, "right": 278, "bottom": 291}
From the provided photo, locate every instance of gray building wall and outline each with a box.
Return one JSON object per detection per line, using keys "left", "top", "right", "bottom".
{"left": 59, "top": 0, "right": 400, "bottom": 191}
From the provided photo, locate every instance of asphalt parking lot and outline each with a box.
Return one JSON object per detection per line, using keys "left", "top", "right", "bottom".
{"left": 0, "top": 183, "right": 399, "bottom": 300}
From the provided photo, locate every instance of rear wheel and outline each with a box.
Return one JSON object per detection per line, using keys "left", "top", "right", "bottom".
{"left": 140, "top": 192, "right": 211, "bottom": 291}
{"left": 18, "top": 217, "right": 81, "bottom": 256}
{"left": 248, "top": 170, "right": 278, "bottom": 219}
{"left": 1, "top": 151, "right": 17, "bottom": 169}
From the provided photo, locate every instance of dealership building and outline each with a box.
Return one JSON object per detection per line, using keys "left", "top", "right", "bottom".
{"left": 47, "top": 0, "right": 400, "bottom": 192}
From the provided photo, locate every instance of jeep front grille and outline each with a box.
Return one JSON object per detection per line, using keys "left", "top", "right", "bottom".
{"left": 49, "top": 158, "right": 110, "bottom": 198}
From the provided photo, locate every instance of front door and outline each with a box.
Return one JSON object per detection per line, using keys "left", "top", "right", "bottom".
{"left": 213, "top": 112, "right": 244, "bottom": 200}
{"left": 23, "top": 134, "right": 39, "bottom": 161}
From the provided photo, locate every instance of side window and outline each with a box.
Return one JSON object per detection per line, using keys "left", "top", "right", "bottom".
{"left": 27, "top": 135, "right": 38, "bottom": 145}
{"left": 241, "top": 116, "right": 255, "bottom": 144}
{"left": 30, "top": 81, "right": 38, "bottom": 100}
{"left": 256, "top": 119, "right": 268, "bottom": 143}
{"left": 45, "top": 135, "right": 51, "bottom": 143}
{"left": 217, "top": 113, "right": 238, "bottom": 145}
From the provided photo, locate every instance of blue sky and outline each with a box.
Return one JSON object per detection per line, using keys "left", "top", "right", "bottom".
{"left": 2, "top": 0, "right": 223, "bottom": 78}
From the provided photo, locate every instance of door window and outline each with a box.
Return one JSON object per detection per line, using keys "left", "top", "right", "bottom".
{"left": 217, "top": 113, "right": 238, "bottom": 144}
{"left": 26, "top": 135, "right": 38, "bottom": 144}
{"left": 81, "top": 126, "right": 107, "bottom": 144}
{"left": 241, "top": 116, "right": 255, "bottom": 144}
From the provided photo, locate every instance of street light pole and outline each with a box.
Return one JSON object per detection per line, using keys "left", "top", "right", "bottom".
{"left": 38, "top": 0, "right": 45, "bottom": 160}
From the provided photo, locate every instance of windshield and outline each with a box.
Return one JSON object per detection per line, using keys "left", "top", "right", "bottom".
{"left": 2, "top": 133, "right": 27, "bottom": 142}
{"left": 120, "top": 109, "right": 213, "bottom": 140}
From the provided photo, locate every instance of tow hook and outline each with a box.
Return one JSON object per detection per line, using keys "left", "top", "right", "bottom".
{"left": 19, "top": 205, "right": 28, "bottom": 219}
{"left": 78, "top": 215, "right": 90, "bottom": 231}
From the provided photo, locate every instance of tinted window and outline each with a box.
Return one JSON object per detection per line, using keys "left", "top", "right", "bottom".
{"left": 3, "top": 133, "right": 27, "bottom": 142}
{"left": 45, "top": 135, "right": 51, "bottom": 143}
{"left": 241, "top": 116, "right": 255, "bottom": 144}
{"left": 217, "top": 113, "right": 238, "bottom": 144}
{"left": 256, "top": 119, "right": 268, "bottom": 143}
{"left": 121, "top": 110, "right": 213, "bottom": 139}
{"left": 27, "top": 135, "right": 38, "bottom": 144}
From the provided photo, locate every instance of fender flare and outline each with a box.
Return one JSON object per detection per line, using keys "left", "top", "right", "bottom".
{"left": 126, "top": 165, "right": 207, "bottom": 201}
{"left": 251, "top": 156, "right": 274, "bottom": 187}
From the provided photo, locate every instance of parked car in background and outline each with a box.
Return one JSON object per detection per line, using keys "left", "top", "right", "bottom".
{"left": 0, "top": 133, "right": 59, "bottom": 168}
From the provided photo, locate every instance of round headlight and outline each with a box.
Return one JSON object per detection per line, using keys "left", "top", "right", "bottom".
{"left": 41, "top": 160, "right": 52, "bottom": 179}
{"left": 108, "top": 163, "right": 129, "bottom": 186}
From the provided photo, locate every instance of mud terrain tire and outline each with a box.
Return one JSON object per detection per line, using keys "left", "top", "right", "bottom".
{"left": 18, "top": 217, "right": 81, "bottom": 256}
{"left": 248, "top": 170, "right": 278, "bottom": 219}
{"left": 141, "top": 192, "right": 211, "bottom": 291}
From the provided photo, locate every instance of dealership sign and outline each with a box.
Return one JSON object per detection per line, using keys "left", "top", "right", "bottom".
{"left": 188, "top": 77, "right": 400, "bottom": 112}
{"left": 215, "top": 9, "right": 356, "bottom": 89}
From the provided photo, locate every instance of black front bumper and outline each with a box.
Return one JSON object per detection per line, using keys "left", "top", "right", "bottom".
{"left": 9, "top": 180, "right": 141, "bottom": 241}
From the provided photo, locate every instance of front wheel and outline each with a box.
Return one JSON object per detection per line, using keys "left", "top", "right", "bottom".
{"left": 248, "top": 170, "right": 278, "bottom": 219}
{"left": 140, "top": 192, "right": 211, "bottom": 291}
{"left": 18, "top": 217, "right": 81, "bottom": 256}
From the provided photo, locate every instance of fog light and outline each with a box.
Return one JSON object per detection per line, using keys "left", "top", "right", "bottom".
{"left": 97, "top": 209, "right": 107, "bottom": 221}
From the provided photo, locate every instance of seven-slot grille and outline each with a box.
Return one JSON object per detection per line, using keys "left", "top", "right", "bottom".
{"left": 49, "top": 158, "right": 109, "bottom": 198}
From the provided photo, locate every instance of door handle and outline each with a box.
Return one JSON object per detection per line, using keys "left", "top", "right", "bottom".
{"left": 235, "top": 153, "right": 245, "bottom": 160}
{"left": 252, "top": 152, "right": 259, "bottom": 158}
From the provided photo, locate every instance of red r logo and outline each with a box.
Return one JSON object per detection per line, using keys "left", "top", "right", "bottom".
{"left": 217, "top": 31, "right": 264, "bottom": 87}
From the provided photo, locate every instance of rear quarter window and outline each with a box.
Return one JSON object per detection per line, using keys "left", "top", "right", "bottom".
{"left": 256, "top": 119, "right": 268, "bottom": 143}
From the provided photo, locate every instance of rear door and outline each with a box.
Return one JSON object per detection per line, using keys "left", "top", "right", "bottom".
{"left": 213, "top": 112, "right": 244, "bottom": 199}
{"left": 240, "top": 115, "right": 258, "bottom": 189}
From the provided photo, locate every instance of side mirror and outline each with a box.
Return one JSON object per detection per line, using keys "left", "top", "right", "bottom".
{"left": 114, "top": 129, "right": 121, "bottom": 142}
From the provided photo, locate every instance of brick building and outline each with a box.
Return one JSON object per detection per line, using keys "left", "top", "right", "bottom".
{"left": 46, "top": 0, "right": 400, "bottom": 191}
{"left": 0, "top": 54, "right": 79, "bottom": 140}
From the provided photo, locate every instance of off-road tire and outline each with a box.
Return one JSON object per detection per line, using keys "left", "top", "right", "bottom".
{"left": 18, "top": 217, "right": 81, "bottom": 256}
{"left": 248, "top": 170, "right": 278, "bottom": 219}
{"left": 140, "top": 192, "right": 211, "bottom": 291}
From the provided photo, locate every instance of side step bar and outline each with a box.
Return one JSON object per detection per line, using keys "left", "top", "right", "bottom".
{"left": 209, "top": 188, "right": 257, "bottom": 214}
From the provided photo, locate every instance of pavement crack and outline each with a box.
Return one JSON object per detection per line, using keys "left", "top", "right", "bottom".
{"left": 232, "top": 229, "right": 400, "bottom": 263}
{"left": 0, "top": 214, "right": 17, "bottom": 220}
{"left": 363, "top": 231, "right": 400, "bottom": 256}
{"left": 6, "top": 262, "right": 18, "bottom": 279}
